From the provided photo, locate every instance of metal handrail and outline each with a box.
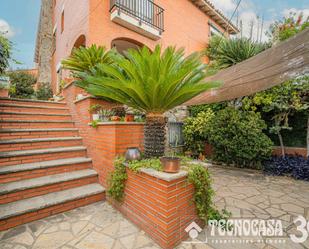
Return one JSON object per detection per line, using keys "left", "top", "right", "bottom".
{"left": 110, "top": 0, "right": 165, "bottom": 32}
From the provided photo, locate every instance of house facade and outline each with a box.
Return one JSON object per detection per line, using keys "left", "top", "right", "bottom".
{"left": 35, "top": 0, "right": 238, "bottom": 94}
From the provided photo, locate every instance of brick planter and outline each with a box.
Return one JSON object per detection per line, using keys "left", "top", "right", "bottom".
{"left": 113, "top": 167, "right": 200, "bottom": 249}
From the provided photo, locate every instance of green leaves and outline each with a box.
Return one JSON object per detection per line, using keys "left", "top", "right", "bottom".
{"left": 0, "top": 34, "right": 12, "bottom": 74}
{"left": 188, "top": 164, "right": 231, "bottom": 224}
{"left": 183, "top": 109, "right": 215, "bottom": 155}
{"left": 107, "top": 157, "right": 127, "bottom": 202}
{"left": 207, "top": 108, "right": 273, "bottom": 168}
{"left": 205, "top": 36, "right": 269, "bottom": 69}
{"left": 78, "top": 45, "right": 220, "bottom": 113}
{"left": 7, "top": 71, "right": 36, "bottom": 99}
{"left": 61, "top": 44, "right": 118, "bottom": 80}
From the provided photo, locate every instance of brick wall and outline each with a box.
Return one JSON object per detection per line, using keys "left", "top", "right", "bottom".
{"left": 63, "top": 84, "right": 143, "bottom": 186}
{"left": 63, "top": 84, "right": 200, "bottom": 249}
{"left": 272, "top": 146, "right": 307, "bottom": 157}
{"left": 114, "top": 169, "right": 200, "bottom": 249}
{"left": 0, "top": 89, "right": 9, "bottom": 97}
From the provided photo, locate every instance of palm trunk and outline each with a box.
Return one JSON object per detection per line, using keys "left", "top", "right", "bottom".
{"left": 144, "top": 113, "right": 166, "bottom": 158}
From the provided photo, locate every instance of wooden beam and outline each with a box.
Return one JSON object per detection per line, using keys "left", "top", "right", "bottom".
{"left": 185, "top": 28, "right": 309, "bottom": 105}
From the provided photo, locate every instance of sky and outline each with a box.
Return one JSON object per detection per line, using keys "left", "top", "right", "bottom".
{"left": 0, "top": 0, "right": 308, "bottom": 69}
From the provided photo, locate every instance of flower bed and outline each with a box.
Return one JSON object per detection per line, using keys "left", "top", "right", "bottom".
{"left": 264, "top": 155, "right": 309, "bottom": 181}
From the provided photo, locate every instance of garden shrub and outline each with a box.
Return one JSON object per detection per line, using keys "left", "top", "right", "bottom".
{"left": 188, "top": 102, "right": 227, "bottom": 117}
{"left": 183, "top": 109, "right": 215, "bottom": 156}
{"left": 7, "top": 71, "right": 36, "bottom": 99}
{"left": 264, "top": 155, "right": 309, "bottom": 181}
{"left": 207, "top": 107, "right": 273, "bottom": 168}
{"left": 36, "top": 82, "right": 53, "bottom": 100}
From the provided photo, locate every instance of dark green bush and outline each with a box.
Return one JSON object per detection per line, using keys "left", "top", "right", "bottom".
{"left": 8, "top": 71, "right": 36, "bottom": 99}
{"left": 208, "top": 108, "right": 273, "bottom": 168}
{"left": 36, "top": 83, "right": 53, "bottom": 100}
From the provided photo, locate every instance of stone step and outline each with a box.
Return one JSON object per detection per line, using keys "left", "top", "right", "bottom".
{"left": 0, "top": 137, "right": 83, "bottom": 152}
{"left": 0, "top": 97, "right": 67, "bottom": 107}
{"left": 0, "top": 183, "right": 105, "bottom": 230}
{"left": 0, "top": 146, "right": 87, "bottom": 166}
{"left": 0, "top": 169, "right": 97, "bottom": 195}
{"left": 0, "top": 120, "right": 75, "bottom": 129}
{"left": 0, "top": 112, "right": 72, "bottom": 121}
{"left": 0, "top": 157, "right": 92, "bottom": 175}
{"left": 0, "top": 157, "right": 92, "bottom": 184}
{"left": 0, "top": 128, "right": 79, "bottom": 140}
{"left": 0, "top": 104, "right": 69, "bottom": 114}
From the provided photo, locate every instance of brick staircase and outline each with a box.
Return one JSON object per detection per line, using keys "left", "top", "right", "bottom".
{"left": 0, "top": 97, "right": 105, "bottom": 231}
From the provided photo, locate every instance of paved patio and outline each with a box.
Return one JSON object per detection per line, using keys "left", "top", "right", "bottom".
{"left": 0, "top": 166, "right": 308, "bottom": 249}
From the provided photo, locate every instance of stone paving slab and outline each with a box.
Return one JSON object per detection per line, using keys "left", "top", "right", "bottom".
{"left": 0, "top": 166, "right": 308, "bottom": 249}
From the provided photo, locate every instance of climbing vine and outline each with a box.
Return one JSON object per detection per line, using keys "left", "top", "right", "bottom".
{"left": 187, "top": 164, "right": 231, "bottom": 224}
{"left": 107, "top": 157, "right": 162, "bottom": 201}
{"left": 108, "top": 157, "right": 230, "bottom": 226}
{"left": 107, "top": 157, "right": 127, "bottom": 201}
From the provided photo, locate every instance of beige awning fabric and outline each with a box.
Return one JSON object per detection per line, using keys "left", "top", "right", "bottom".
{"left": 185, "top": 28, "right": 309, "bottom": 106}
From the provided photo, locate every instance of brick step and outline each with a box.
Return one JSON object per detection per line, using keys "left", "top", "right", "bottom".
{"left": 0, "top": 157, "right": 92, "bottom": 183}
{"left": 0, "top": 112, "right": 72, "bottom": 121}
{"left": 0, "top": 146, "right": 87, "bottom": 166}
{"left": 0, "top": 128, "right": 79, "bottom": 140}
{"left": 0, "top": 97, "right": 67, "bottom": 107}
{"left": 0, "top": 183, "right": 105, "bottom": 231}
{"left": 0, "top": 104, "right": 69, "bottom": 114}
{"left": 0, "top": 137, "right": 83, "bottom": 152}
{"left": 0, "top": 169, "right": 98, "bottom": 204}
{"left": 0, "top": 120, "right": 75, "bottom": 129}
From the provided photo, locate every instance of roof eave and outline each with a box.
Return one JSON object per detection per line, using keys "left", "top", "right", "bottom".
{"left": 191, "top": 0, "right": 240, "bottom": 35}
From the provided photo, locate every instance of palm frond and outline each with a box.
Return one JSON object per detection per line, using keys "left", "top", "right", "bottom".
{"left": 80, "top": 44, "right": 220, "bottom": 113}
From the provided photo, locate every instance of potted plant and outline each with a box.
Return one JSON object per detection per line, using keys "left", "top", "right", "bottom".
{"left": 89, "top": 104, "right": 102, "bottom": 121}
{"left": 98, "top": 109, "right": 114, "bottom": 122}
{"left": 133, "top": 109, "right": 144, "bottom": 121}
{"left": 160, "top": 135, "right": 181, "bottom": 173}
{"left": 111, "top": 115, "right": 121, "bottom": 121}
{"left": 125, "top": 111, "right": 134, "bottom": 122}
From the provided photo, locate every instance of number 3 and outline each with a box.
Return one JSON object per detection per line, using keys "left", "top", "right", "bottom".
{"left": 290, "top": 216, "right": 308, "bottom": 243}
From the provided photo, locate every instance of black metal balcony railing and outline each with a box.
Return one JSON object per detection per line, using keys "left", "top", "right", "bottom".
{"left": 110, "top": 0, "right": 164, "bottom": 33}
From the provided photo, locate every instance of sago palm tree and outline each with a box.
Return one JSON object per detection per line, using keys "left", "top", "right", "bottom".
{"left": 75, "top": 45, "right": 220, "bottom": 157}
{"left": 62, "top": 44, "right": 117, "bottom": 78}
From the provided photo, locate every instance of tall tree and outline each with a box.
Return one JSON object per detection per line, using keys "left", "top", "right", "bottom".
{"left": 242, "top": 77, "right": 309, "bottom": 157}
{"left": 0, "top": 33, "right": 12, "bottom": 74}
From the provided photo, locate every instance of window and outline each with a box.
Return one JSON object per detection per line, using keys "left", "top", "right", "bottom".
{"left": 61, "top": 11, "right": 64, "bottom": 33}
{"left": 209, "top": 22, "right": 223, "bottom": 37}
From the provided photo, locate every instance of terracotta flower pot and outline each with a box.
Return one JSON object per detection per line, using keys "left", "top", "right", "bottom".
{"left": 125, "top": 114, "right": 134, "bottom": 122}
{"left": 160, "top": 157, "right": 181, "bottom": 173}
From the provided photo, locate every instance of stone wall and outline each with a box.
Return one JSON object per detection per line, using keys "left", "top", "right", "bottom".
{"left": 34, "top": 0, "right": 53, "bottom": 86}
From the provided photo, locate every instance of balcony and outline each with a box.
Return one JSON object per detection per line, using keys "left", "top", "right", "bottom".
{"left": 110, "top": 0, "right": 164, "bottom": 40}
